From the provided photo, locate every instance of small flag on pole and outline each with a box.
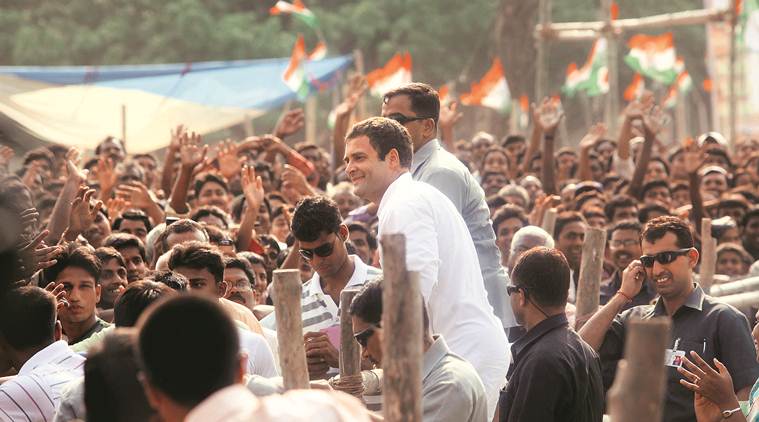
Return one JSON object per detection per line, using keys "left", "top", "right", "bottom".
{"left": 366, "top": 52, "right": 412, "bottom": 97}
{"left": 624, "top": 33, "right": 678, "bottom": 84}
{"left": 623, "top": 73, "right": 645, "bottom": 101}
{"left": 270, "top": 0, "right": 319, "bottom": 29}
{"left": 562, "top": 38, "right": 607, "bottom": 97}
{"left": 460, "top": 58, "right": 512, "bottom": 114}
{"left": 308, "top": 41, "right": 327, "bottom": 60}
{"left": 282, "top": 34, "right": 311, "bottom": 100}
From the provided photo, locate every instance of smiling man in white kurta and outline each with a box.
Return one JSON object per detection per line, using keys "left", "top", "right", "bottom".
{"left": 343, "top": 116, "right": 509, "bottom": 419}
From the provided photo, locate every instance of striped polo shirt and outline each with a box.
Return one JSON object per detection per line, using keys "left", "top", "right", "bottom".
{"left": 0, "top": 340, "right": 85, "bottom": 422}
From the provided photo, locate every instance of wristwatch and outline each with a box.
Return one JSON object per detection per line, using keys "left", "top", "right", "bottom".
{"left": 722, "top": 406, "right": 742, "bottom": 419}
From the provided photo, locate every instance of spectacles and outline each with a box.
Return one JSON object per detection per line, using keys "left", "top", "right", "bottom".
{"left": 639, "top": 248, "right": 691, "bottom": 268}
{"left": 610, "top": 239, "right": 639, "bottom": 248}
{"left": 506, "top": 284, "right": 526, "bottom": 296}
{"left": 386, "top": 113, "right": 432, "bottom": 126}
{"left": 299, "top": 237, "right": 336, "bottom": 261}
{"left": 353, "top": 323, "right": 381, "bottom": 348}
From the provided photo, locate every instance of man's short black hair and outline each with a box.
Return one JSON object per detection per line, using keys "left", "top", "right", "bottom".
{"left": 137, "top": 295, "right": 240, "bottom": 408}
{"left": 349, "top": 277, "right": 383, "bottom": 325}
{"left": 43, "top": 243, "right": 102, "bottom": 285}
{"left": 642, "top": 216, "right": 694, "bottom": 249}
{"left": 640, "top": 179, "right": 671, "bottom": 200}
{"left": 95, "top": 246, "right": 126, "bottom": 269}
{"left": 649, "top": 157, "right": 671, "bottom": 176}
{"left": 160, "top": 219, "right": 209, "bottom": 251}
{"left": 492, "top": 204, "right": 528, "bottom": 234}
{"left": 291, "top": 196, "right": 342, "bottom": 242}
{"left": 638, "top": 203, "right": 672, "bottom": 224}
{"left": 104, "top": 233, "right": 146, "bottom": 261}
{"left": 94, "top": 136, "right": 125, "bottom": 155}
{"left": 574, "top": 191, "right": 605, "bottom": 211}
{"left": 113, "top": 280, "right": 175, "bottom": 327}
{"left": 554, "top": 211, "right": 586, "bottom": 240}
{"left": 604, "top": 195, "right": 637, "bottom": 221}
{"left": 112, "top": 210, "right": 152, "bottom": 233}
{"left": 224, "top": 257, "right": 256, "bottom": 286}
{"left": 511, "top": 247, "right": 570, "bottom": 308}
{"left": 145, "top": 270, "right": 189, "bottom": 292}
{"left": 347, "top": 222, "right": 377, "bottom": 250}
{"left": 607, "top": 220, "right": 643, "bottom": 241}
{"left": 22, "top": 147, "right": 54, "bottom": 168}
{"left": 168, "top": 241, "right": 225, "bottom": 283}
{"left": 0, "top": 286, "right": 57, "bottom": 350}
{"left": 346, "top": 117, "right": 414, "bottom": 168}
{"left": 193, "top": 173, "right": 229, "bottom": 196}
{"left": 190, "top": 206, "right": 231, "bottom": 229}
{"left": 501, "top": 134, "right": 526, "bottom": 148}
{"left": 383, "top": 82, "right": 440, "bottom": 124}
{"left": 741, "top": 206, "right": 759, "bottom": 227}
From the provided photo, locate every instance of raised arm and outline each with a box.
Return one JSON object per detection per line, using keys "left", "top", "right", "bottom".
{"left": 161, "top": 125, "right": 184, "bottom": 195}
{"left": 577, "top": 123, "right": 607, "bottom": 182}
{"left": 535, "top": 98, "right": 564, "bottom": 195}
{"left": 169, "top": 132, "right": 207, "bottom": 215}
{"left": 521, "top": 107, "right": 542, "bottom": 175}
{"left": 683, "top": 143, "right": 707, "bottom": 229}
{"left": 45, "top": 156, "right": 86, "bottom": 244}
{"left": 332, "top": 75, "right": 368, "bottom": 172}
{"left": 627, "top": 105, "right": 665, "bottom": 199}
{"left": 438, "top": 101, "right": 463, "bottom": 152}
{"left": 237, "top": 165, "right": 263, "bottom": 252}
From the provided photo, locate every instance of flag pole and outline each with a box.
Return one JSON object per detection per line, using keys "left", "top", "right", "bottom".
{"left": 535, "top": 0, "right": 552, "bottom": 100}
{"left": 729, "top": 0, "right": 738, "bottom": 143}
{"left": 601, "top": 0, "right": 619, "bottom": 135}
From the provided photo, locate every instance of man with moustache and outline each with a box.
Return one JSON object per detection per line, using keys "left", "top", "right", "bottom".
{"left": 223, "top": 256, "right": 259, "bottom": 312}
{"left": 554, "top": 211, "right": 587, "bottom": 304}
{"left": 579, "top": 216, "right": 759, "bottom": 422}
{"left": 599, "top": 220, "right": 656, "bottom": 311}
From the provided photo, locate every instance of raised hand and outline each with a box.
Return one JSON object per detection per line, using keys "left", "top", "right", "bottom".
{"left": 281, "top": 164, "right": 312, "bottom": 204}
{"left": 0, "top": 145, "right": 15, "bottom": 169}
{"left": 106, "top": 197, "right": 127, "bottom": 217}
{"left": 178, "top": 131, "right": 208, "bottom": 171}
{"left": 44, "top": 281, "right": 69, "bottom": 311}
{"left": 241, "top": 165, "right": 265, "bottom": 211}
{"left": 682, "top": 139, "right": 707, "bottom": 176}
{"left": 678, "top": 352, "right": 740, "bottom": 420}
{"left": 642, "top": 104, "right": 668, "bottom": 137}
{"left": 19, "top": 229, "right": 62, "bottom": 277}
{"left": 535, "top": 97, "right": 564, "bottom": 137}
{"left": 169, "top": 124, "right": 186, "bottom": 151}
{"left": 21, "top": 161, "right": 43, "bottom": 188}
{"left": 96, "top": 157, "right": 118, "bottom": 195}
{"left": 216, "top": 139, "right": 242, "bottom": 180}
{"left": 439, "top": 101, "right": 463, "bottom": 131}
{"left": 68, "top": 187, "right": 103, "bottom": 238}
{"left": 579, "top": 123, "right": 607, "bottom": 150}
{"left": 274, "top": 108, "right": 305, "bottom": 139}
{"left": 334, "top": 74, "right": 368, "bottom": 117}
{"left": 115, "top": 181, "right": 154, "bottom": 210}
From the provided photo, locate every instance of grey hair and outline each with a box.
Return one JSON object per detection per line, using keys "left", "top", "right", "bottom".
{"left": 510, "top": 226, "right": 555, "bottom": 252}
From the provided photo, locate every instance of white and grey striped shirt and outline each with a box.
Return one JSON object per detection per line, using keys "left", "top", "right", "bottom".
{"left": 0, "top": 340, "right": 84, "bottom": 422}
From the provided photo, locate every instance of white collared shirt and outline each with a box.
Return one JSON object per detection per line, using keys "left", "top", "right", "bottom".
{"left": 0, "top": 340, "right": 84, "bottom": 422}
{"left": 378, "top": 172, "right": 509, "bottom": 418}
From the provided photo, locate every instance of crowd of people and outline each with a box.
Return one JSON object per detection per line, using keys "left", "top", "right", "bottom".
{"left": 0, "top": 77, "right": 758, "bottom": 422}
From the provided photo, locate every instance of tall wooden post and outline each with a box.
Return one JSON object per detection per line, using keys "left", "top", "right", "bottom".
{"left": 381, "top": 234, "right": 423, "bottom": 422}
{"left": 542, "top": 208, "right": 558, "bottom": 237}
{"left": 729, "top": 0, "right": 738, "bottom": 143}
{"left": 338, "top": 288, "right": 364, "bottom": 399}
{"left": 575, "top": 227, "right": 607, "bottom": 328}
{"left": 700, "top": 218, "right": 717, "bottom": 293}
{"left": 272, "top": 269, "right": 310, "bottom": 390}
{"left": 601, "top": 0, "right": 619, "bottom": 135}
{"left": 306, "top": 95, "right": 318, "bottom": 146}
{"left": 353, "top": 49, "right": 367, "bottom": 120}
{"left": 608, "top": 319, "right": 671, "bottom": 422}
{"left": 120, "top": 104, "right": 127, "bottom": 145}
{"left": 535, "top": 0, "right": 552, "bottom": 100}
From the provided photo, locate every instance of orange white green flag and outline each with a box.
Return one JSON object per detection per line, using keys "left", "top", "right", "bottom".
{"left": 282, "top": 35, "right": 310, "bottom": 100}
{"left": 663, "top": 85, "right": 678, "bottom": 109}
{"left": 366, "top": 52, "right": 412, "bottom": 97}
{"left": 460, "top": 58, "right": 512, "bottom": 114}
{"left": 308, "top": 42, "right": 327, "bottom": 60}
{"left": 624, "top": 33, "right": 678, "bottom": 84}
{"left": 518, "top": 95, "right": 530, "bottom": 131}
{"left": 562, "top": 38, "right": 607, "bottom": 97}
{"left": 623, "top": 73, "right": 645, "bottom": 101}
{"left": 675, "top": 70, "right": 693, "bottom": 94}
{"left": 270, "top": 0, "right": 318, "bottom": 29}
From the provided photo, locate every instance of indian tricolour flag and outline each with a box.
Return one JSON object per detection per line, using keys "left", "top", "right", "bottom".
{"left": 518, "top": 95, "right": 530, "bottom": 131}
{"left": 563, "top": 38, "right": 607, "bottom": 97}
{"left": 562, "top": 63, "right": 591, "bottom": 97}
{"left": 663, "top": 85, "right": 678, "bottom": 109}
{"left": 624, "top": 33, "right": 678, "bottom": 84}
{"left": 366, "top": 52, "right": 412, "bottom": 97}
{"left": 675, "top": 70, "right": 693, "bottom": 93}
{"left": 460, "top": 58, "right": 512, "bottom": 114}
{"left": 282, "top": 35, "right": 310, "bottom": 100}
{"left": 270, "top": 0, "right": 318, "bottom": 29}
{"left": 308, "top": 42, "right": 327, "bottom": 60}
{"left": 623, "top": 73, "right": 645, "bottom": 101}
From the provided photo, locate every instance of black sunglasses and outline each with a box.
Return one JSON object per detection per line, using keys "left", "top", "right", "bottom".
{"left": 639, "top": 248, "right": 691, "bottom": 268}
{"left": 506, "top": 284, "right": 526, "bottom": 296}
{"left": 354, "top": 323, "right": 381, "bottom": 348}
{"left": 386, "top": 112, "right": 432, "bottom": 126}
{"left": 299, "top": 237, "right": 336, "bottom": 261}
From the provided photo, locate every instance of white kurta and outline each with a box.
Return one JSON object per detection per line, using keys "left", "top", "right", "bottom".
{"left": 377, "top": 172, "right": 510, "bottom": 419}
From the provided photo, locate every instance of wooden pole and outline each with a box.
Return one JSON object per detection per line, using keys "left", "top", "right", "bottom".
{"left": 542, "top": 208, "right": 558, "bottom": 239}
{"left": 305, "top": 95, "right": 317, "bottom": 146}
{"left": 535, "top": 0, "right": 552, "bottom": 101}
{"left": 601, "top": 0, "right": 619, "bottom": 135}
{"left": 716, "top": 289, "right": 759, "bottom": 311}
{"left": 575, "top": 227, "right": 607, "bottom": 328}
{"left": 272, "top": 269, "right": 310, "bottom": 390}
{"left": 352, "top": 49, "right": 367, "bottom": 120}
{"left": 729, "top": 0, "right": 738, "bottom": 143}
{"left": 380, "top": 233, "right": 423, "bottom": 422}
{"left": 709, "top": 276, "right": 759, "bottom": 297}
{"left": 338, "top": 287, "right": 363, "bottom": 398}
{"left": 608, "top": 319, "right": 671, "bottom": 422}
{"left": 121, "top": 104, "right": 127, "bottom": 146}
{"left": 700, "top": 218, "right": 716, "bottom": 293}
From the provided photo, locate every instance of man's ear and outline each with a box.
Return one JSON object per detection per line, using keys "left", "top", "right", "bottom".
{"left": 95, "top": 284, "right": 102, "bottom": 304}
{"left": 387, "top": 148, "right": 400, "bottom": 168}
{"left": 688, "top": 248, "right": 700, "bottom": 268}
{"left": 217, "top": 281, "right": 229, "bottom": 299}
{"left": 139, "top": 373, "right": 164, "bottom": 411}
{"left": 338, "top": 224, "right": 349, "bottom": 241}
{"left": 423, "top": 118, "right": 437, "bottom": 139}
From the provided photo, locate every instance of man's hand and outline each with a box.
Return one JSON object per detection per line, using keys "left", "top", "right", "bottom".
{"left": 683, "top": 140, "right": 707, "bottom": 176}
{"left": 67, "top": 187, "right": 103, "bottom": 237}
{"left": 241, "top": 165, "right": 265, "bottom": 212}
{"left": 579, "top": 123, "right": 607, "bottom": 150}
{"left": 19, "top": 229, "right": 62, "bottom": 277}
{"left": 0, "top": 146, "right": 15, "bottom": 169}
{"left": 216, "top": 140, "right": 242, "bottom": 180}
{"left": 281, "top": 164, "right": 312, "bottom": 203}
{"left": 334, "top": 74, "right": 368, "bottom": 117}
{"left": 21, "top": 161, "right": 43, "bottom": 188}
{"left": 96, "top": 157, "right": 118, "bottom": 195}
{"left": 106, "top": 197, "right": 127, "bottom": 218}
{"left": 679, "top": 353, "right": 739, "bottom": 411}
{"left": 439, "top": 101, "right": 463, "bottom": 131}
{"left": 642, "top": 104, "right": 668, "bottom": 137}
{"left": 619, "top": 259, "right": 646, "bottom": 299}
{"left": 274, "top": 108, "right": 305, "bottom": 139}
{"left": 305, "top": 331, "right": 340, "bottom": 369}
{"left": 178, "top": 131, "right": 209, "bottom": 172}
{"left": 116, "top": 181, "right": 156, "bottom": 210}
{"left": 535, "top": 97, "right": 564, "bottom": 137}
{"left": 169, "top": 124, "right": 186, "bottom": 151}
{"left": 44, "top": 281, "right": 69, "bottom": 311}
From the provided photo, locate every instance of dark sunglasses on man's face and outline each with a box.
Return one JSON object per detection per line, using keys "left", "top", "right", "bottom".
{"left": 354, "top": 324, "right": 380, "bottom": 348}
{"left": 639, "top": 248, "right": 691, "bottom": 268}
{"left": 506, "top": 284, "right": 526, "bottom": 296}
{"left": 386, "top": 112, "right": 432, "bottom": 126}
{"left": 299, "top": 238, "right": 336, "bottom": 261}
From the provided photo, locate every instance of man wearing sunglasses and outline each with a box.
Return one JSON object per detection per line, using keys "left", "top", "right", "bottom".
{"left": 348, "top": 278, "right": 488, "bottom": 422}
{"left": 599, "top": 220, "right": 656, "bottom": 311}
{"left": 260, "top": 196, "right": 381, "bottom": 380}
{"left": 344, "top": 117, "right": 508, "bottom": 420}
{"left": 579, "top": 216, "right": 759, "bottom": 422}
{"left": 382, "top": 83, "right": 516, "bottom": 331}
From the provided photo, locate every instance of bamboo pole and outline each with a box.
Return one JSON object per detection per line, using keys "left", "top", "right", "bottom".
{"left": 352, "top": 49, "right": 367, "bottom": 120}
{"left": 542, "top": 208, "right": 558, "bottom": 238}
{"left": 700, "top": 218, "right": 717, "bottom": 293}
{"left": 305, "top": 95, "right": 317, "bottom": 146}
{"left": 121, "top": 104, "right": 127, "bottom": 146}
{"left": 716, "top": 290, "right": 759, "bottom": 311}
{"left": 272, "top": 269, "right": 310, "bottom": 390}
{"left": 380, "top": 233, "right": 423, "bottom": 422}
{"left": 709, "top": 276, "right": 759, "bottom": 297}
{"left": 729, "top": 0, "right": 738, "bottom": 143}
{"left": 535, "top": 0, "right": 552, "bottom": 101}
{"left": 607, "top": 319, "right": 671, "bottom": 422}
{"left": 338, "top": 288, "right": 363, "bottom": 398}
{"left": 601, "top": 0, "right": 619, "bottom": 135}
{"left": 575, "top": 227, "right": 607, "bottom": 328}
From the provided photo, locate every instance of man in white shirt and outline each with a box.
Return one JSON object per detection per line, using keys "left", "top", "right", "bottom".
{"left": 343, "top": 117, "right": 509, "bottom": 418}
{"left": 0, "top": 286, "right": 85, "bottom": 422}
{"left": 137, "top": 294, "right": 369, "bottom": 422}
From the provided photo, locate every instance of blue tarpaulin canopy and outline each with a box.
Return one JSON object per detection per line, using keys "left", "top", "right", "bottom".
{"left": 0, "top": 55, "right": 352, "bottom": 153}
